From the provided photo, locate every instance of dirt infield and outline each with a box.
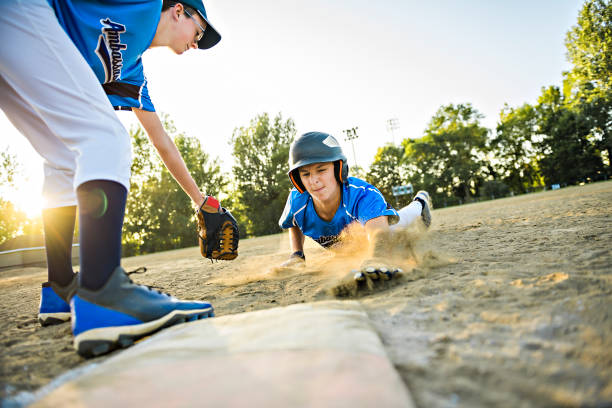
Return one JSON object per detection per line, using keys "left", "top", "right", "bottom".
{"left": 1, "top": 181, "right": 611, "bottom": 407}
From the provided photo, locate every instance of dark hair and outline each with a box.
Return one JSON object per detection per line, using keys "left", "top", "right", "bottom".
{"left": 161, "top": 1, "right": 196, "bottom": 14}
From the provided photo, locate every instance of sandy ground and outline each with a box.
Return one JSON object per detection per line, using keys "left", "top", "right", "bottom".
{"left": 1, "top": 181, "right": 611, "bottom": 407}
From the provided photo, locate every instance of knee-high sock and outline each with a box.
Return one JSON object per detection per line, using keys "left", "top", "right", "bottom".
{"left": 390, "top": 200, "right": 423, "bottom": 231}
{"left": 42, "top": 205, "right": 76, "bottom": 286}
{"left": 76, "top": 180, "right": 127, "bottom": 291}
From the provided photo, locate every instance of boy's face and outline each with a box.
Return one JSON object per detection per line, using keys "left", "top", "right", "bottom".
{"left": 169, "top": 5, "right": 207, "bottom": 54}
{"left": 298, "top": 162, "right": 340, "bottom": 202}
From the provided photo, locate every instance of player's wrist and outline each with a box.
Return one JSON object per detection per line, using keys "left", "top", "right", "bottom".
{"left": 196, "top": 195, "right": 206, "bottom": 208}
{"left": 291, "top": 250, "right": 305, "bottom": 260}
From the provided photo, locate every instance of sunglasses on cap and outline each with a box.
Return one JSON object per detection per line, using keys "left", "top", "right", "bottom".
{"left": 184, "top": 8, "right": 206, "bottom": 43}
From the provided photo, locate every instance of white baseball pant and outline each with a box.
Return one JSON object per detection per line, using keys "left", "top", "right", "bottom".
{"left": 0, "top": 0, "right": 131, "bottom": 208}
{"left": 390, "top": 200, "right": 423, "bottom": 230}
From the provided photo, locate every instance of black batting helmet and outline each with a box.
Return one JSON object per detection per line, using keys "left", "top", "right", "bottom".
{"left": 288, "top": 132, "right": 349, "bottom": 194}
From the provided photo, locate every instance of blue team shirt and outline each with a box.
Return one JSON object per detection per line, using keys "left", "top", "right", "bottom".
{"left": 279, "top": 177, "right": 399, "bottom": 248}
{"left": 49, "top": 0, "right": 160, "bottom": 111}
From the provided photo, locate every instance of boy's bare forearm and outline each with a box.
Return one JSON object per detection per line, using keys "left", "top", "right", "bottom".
{"left": 289, "top": 226, "right": 305, "bottom": 253}
{"left": 133, "top": 108, "right": 205, "bottom": 207}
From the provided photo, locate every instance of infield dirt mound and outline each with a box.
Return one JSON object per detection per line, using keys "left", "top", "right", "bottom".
{"left": 1, "top": 181, "right": 611, "bottom": 407}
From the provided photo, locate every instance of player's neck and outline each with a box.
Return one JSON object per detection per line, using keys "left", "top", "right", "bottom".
{"left": 150, "top": 10, "right": 172, "bottom": 48}
{"left": 312, "top": 189, "right": 342, "bottom": 222}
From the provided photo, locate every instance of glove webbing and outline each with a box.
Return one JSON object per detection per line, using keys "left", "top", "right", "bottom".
{"left": 218, "top": 219, "right": 239, "bottom": 256}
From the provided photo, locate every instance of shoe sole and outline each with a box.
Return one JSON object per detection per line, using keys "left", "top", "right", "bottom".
{"left": 74, "top": 307, "right": 214, "bottom": 358}
{"left": 415, "top": 191, "right": 432, "bottom": 228}
{"left": 38, "top": 312, "right": 71, "bottom": 326}
{"left": 421, "top": 202, "right": 431, "bottom": 227}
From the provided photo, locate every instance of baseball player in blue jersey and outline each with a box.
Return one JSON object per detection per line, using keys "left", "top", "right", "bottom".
{"left": 0, "top": 0, "right": 223, "bottom": 357}
{"left": 279, "top": 132, "right": 433, "bottom": 281}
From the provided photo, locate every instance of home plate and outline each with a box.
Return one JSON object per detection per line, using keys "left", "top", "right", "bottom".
{"left": 33, "top": 301, "right": 415, "bottom": 408}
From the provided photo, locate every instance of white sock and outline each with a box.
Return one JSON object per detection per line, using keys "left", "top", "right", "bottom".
{"left": 390, "top": 200, "right": 422, "bottom": 231}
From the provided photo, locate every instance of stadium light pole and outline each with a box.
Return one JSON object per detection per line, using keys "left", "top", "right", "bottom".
{"left": 343, "top": 127, "right": 359, "bottom": 167}
{"left": 386, "top": 118, "right": 399, "bottom": 144}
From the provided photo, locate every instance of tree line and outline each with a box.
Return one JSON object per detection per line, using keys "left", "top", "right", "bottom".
{"left": 369, "top": 0, "right": 610, "bottom": 208}
{"left": 0, "top": 0, "right": 609, "bottom": 253}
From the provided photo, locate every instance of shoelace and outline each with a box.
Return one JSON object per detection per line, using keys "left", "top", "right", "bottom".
{"left": 126, "top": 266, "right": 147, "bottom": 275}
{"left": 125, "top": 267, "right": 170, "bottom": 296}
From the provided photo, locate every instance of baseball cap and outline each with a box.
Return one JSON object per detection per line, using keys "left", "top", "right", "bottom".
{"left": 180, "top": 0, "right": 221, "bottom": 49}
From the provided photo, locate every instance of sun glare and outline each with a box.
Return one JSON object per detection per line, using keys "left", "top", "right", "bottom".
{"left": 7, "top": 188, "right": 44, "bottom": 219}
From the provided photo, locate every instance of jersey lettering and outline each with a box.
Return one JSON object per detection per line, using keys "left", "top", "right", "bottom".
{"left": 314, "top": 235, "right": 339, "bottom": 248}
{"left": 95, "top": 18, "right": 127, "bottom": 83}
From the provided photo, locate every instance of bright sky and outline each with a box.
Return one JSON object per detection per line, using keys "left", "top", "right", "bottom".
{"left": 1, "top": 0, "right": 583, "bottom": 216}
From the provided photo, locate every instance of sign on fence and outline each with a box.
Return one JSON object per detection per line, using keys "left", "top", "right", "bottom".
{"left": 392, "top": 184, "right": 413, "bottom": 196}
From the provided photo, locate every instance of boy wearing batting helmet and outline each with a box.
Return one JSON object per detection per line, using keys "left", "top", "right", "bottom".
{"left": 278, "top": 132, "right": 432, "bottom": 274}
{"left": 0, "top": 0, "right": 223, "bottom": 357}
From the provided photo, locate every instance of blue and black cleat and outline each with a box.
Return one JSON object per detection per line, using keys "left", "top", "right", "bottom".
{"left": 38, "top": 274, "right": 78, "bottom": 326}
{"left": 71, "top": 266, "right": 214, "bottom": 358}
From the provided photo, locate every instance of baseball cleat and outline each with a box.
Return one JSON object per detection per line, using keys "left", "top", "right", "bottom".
{"left": 38, "top": 274, "right": 78, "bottom": 326}
{"left": 413, "top": 191, "right": 433, "bottom": 228}
{"left": 71, "top": 266, "right": 213, "bottom": 358}
{"left": 353, "top": 271, "right": 366, "bottom": 282}
{"left": 365, "top": 267, "right": 380, "bottom": 280}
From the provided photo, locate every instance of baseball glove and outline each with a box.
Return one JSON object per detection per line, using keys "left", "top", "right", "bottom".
{"left": 196, "top": 196, "right": 239, "bottom": 261}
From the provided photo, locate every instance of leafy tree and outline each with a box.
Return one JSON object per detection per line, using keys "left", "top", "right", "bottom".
{"left": 366, "top": 144, "right": 412, "bottom": 207}
{"left": 574, "top": 92, "right": 612, "bottom": 172}
{"left": 535, "top": 86, "right": 606, "bottom": 185}
{"left": 565, "top": 0, "right": 612, "bottom": 95}
{"left": 479, "top": 179, "right": 511, "bottom": 200}
{"left": 349, "top": 164, "right": 367, "bottom": 180}
{"left": 564, "top": 0, "right": 612, "bottom": 168}
{"left": 0, "top": 151, "right": 28, "bottom": 245}
{"left": 404, "top": 103, "right": 490, "bottom": 204}
{"left": 491, "top": 103, "right": 542, "bottom": 193}
{"left": 1, "top": 151, "right": 18, "bottom": 186}
{"left": 123, "top": 115, "right": 227, "bottom": 255}
{"left": 0, "top": 200, "right": 26, "bottom": 246}
{"left": 230, "top": 113, "right": 296, "bottom": 237}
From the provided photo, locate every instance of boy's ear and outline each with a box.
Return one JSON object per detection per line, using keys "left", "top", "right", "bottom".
{"left": 169, "top": 3, "right": 183, "bottom": 21}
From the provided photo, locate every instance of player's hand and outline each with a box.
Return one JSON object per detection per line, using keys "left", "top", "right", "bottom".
{"left": 329, "top": 260, "right": 403, "bottom": 298}
{"left": 196, "top": 196, "right": 239, "bottom": 261}
{"left": 355, "top": 258, "right": 402, "bottom": 282}
{"left": 279, "top": 251, "right": 306, "bottom": 268}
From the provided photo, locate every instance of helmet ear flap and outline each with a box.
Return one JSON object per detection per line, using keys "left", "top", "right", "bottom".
{"left": 334, "top": 160, "right": 349, "bottom": 184}
{"left": 289, "top": 170, "right": 306, "bottom": 194}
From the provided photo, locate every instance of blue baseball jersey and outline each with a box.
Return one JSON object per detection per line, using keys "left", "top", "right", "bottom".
{"left": 48, "top": 0, "right": 160, "bottom": 111}
{"left": 279, "top": 177, "right": 399, "bottom": 248}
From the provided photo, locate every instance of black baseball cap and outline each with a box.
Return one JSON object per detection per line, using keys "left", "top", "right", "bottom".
{"left": 180, "top": 0, "right": 221, "bottom": 49}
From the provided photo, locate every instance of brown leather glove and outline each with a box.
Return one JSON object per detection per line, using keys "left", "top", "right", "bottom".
{"left": 196, "top": 196, "right": 239, "bottom": 260}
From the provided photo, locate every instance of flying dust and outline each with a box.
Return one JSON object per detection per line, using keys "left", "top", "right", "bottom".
{"left": 210, "top": 221, "right": 454, "bottom": 299}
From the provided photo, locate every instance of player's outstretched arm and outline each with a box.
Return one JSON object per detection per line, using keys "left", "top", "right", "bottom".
{"left": 289, "top": 226, "right": 305, "bottom": 253}
{"left": 364, "top": 216, "right": 390, "bottom": 241}
{"left": 133, "top": 108, "right": 205, "bottom": 207}
{"left": 280, "top": 227, "right": 306, "bottom": 267}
